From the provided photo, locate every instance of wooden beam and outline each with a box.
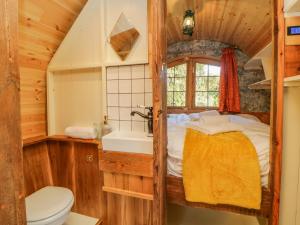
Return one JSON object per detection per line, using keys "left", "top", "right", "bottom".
{"left": 148, "top": 0, "right": 167, "bottom": 225}
{"left": 269, "top": 0, "right": 284, "bottom": 225}
{"left": 0, "top": 0, "right": 26, "bottom": 224}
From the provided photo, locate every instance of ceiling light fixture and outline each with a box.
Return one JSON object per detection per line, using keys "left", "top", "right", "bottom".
{"left": 183, "top": 10, "right": 195, "bottom": 36}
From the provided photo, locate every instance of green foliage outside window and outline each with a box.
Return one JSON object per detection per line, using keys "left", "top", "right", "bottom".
{"left": 167, "top": 61, "right": 220, "bottom": 108}
{"left": 195, "top": 63, "right": 220, "bottom": 107}
{"left": 167, "top": 64, "right": 187, "bottom": 107}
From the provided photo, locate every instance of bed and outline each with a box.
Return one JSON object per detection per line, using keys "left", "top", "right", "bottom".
{"left": 166, "top": 111, "right": 273, "bottom": 217}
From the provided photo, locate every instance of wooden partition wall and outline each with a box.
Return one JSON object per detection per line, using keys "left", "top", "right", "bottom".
{"left": 0, "top": 0, "right": 26, "bottom": 224}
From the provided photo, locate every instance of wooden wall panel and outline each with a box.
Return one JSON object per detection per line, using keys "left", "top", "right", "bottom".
{"left": 18, "top": 0, "right": 87, "bottom": 139}
{"left": 100, "top": 151, "right": 153, "bottom": 177}
{"left": 74, "top": 143, "right": 101, "bottom": 218}
{"left": 106, "top": 193, "right": 153, "bottom": 225}
{"left": 285, "top": 45, "right": 300, "bottom": 77}
{"left": 48, "top": 141, "right": 75, "bottom": 193}
{"left": 23, "top": 137, "right": 102, "bottom": 219}
{"left": 23, "top": 142, "right": 53, "bottom": 196}
{"left": 103, "top": 172, "right": 153, "bottom": 200}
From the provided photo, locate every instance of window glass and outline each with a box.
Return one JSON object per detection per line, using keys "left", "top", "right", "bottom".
{"left": 167, "top": 63, "right": 187, "bottom": 107}
{"left": 195, "top": 63, "right": 220, "bottom": 107}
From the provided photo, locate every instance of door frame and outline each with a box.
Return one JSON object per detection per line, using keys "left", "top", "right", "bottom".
{"left": 0, "top": 0, "right": 26, "bottom": 224}
{"left": 270, "top": 0, "right": 284, "bottom": 224}
{"left": 148, "top": 0, "right": 168, "bottom": 225}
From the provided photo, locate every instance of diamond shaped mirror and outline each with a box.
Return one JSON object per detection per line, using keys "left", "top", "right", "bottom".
{"left": 109, "top": 13, "right": 140, "bottom": 61}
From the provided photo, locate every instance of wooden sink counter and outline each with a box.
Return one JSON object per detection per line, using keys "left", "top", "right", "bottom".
{"left": 23, "top": 135, "right": 101, "bottom": 147}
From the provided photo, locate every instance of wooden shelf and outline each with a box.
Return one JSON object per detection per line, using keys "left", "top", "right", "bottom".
{"left": 284, "top": 75, "right": 300, "bottom": 87}
{"left": 285, "top": 0, "right": 300, "bottom": 14}
{"left": 247, "top": 76, "right": 300, "bottom": 89}
{"left": 23, "top": 135, "right": 101, "bottom": 147}
{"left": 248, "top": 79, "right": 271, "bottom": 89}
{"left": 48, "top": 64, "right": 102, "bottom": 72}
{"left": 23, "top": 136, "right": 48, "bottom": 147}
{"left": 47, "top": 135, "right": 101, "bottom": 145}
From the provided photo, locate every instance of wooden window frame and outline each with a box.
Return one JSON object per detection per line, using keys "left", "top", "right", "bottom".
{"left": 167, "top": 55, "right": 220, "bottom": 114}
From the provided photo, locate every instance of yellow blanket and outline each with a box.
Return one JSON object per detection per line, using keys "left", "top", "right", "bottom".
{"left": 183, "top": 128, "right": 261, "bottom": 209}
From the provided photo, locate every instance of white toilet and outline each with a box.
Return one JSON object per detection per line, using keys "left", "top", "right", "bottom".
{"left": 25, "top": 186, "right": 74, "bottom": 225}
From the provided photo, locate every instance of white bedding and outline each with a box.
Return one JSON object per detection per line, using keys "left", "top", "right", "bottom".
{"left": 167, "top": 111, "right": 270, "bottom": 187}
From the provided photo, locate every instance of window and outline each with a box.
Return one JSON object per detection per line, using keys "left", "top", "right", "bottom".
{"left": 167, "top": 63, "right": 187, "bottom": 107}
{"left": 195, "top": 63, "right": 220, "bottom": 107}
{"left": 167, "top": 57, "right": 221, "bottom": 110}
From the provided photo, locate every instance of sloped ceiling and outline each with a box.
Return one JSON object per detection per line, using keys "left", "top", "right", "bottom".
{"left": 167, "top": 0, "right": 272, "bottom": 56}
{"left": 19, "top": 0, "right": 88, "bottom": 139}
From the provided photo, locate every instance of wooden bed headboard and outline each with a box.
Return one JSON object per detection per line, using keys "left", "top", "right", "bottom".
{"left": 167, "top": 109, "right": 271, "bottom": 125}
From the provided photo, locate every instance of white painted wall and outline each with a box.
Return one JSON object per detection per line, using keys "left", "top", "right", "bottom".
{"left": 47, "top": 0, "right": 149, "bottom": 135}
{"left": 48, "top": 0, "right": 102, "bottom": 70}
{"left": 48, "top": 0, "right": 148, "bottom": 69}
{"left": 279, "top": 87, "right": 300, "bottom": 225}
{"left": 49, "top": 68, "right": 102, "bottom": 135}
{"left": 102, "top": 0, "right": 148, "bottom": 65}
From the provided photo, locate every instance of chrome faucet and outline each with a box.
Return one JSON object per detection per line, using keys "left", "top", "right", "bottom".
{"left": 130, "top": 106, "right": 153, "bottom": 136}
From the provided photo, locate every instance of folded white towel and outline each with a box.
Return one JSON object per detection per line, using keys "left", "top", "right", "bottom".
{"left": 64, "top": 126, "right": 98, "bottom": 139}
{"left": 187, "top": 121, "right": 242, "bottom": 135}
{"left": 200, "top": 115, "right": 229, "bottom": 124}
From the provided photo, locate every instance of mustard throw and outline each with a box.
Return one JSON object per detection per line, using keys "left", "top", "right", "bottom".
{"left": 182, "top": 128, "right": 261, "bottom": 209}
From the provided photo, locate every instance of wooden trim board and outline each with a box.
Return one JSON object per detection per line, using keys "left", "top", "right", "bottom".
{"left": 270, "top": 0, "right": 284, "bottom": 225}
{"left": 102, "top": 187, "right": 153, "bottom": 200}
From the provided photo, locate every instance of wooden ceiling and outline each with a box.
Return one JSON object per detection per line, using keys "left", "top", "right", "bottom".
{"left": 167, "top": 0, "right": 272, "bottom": 56}
{"left": 19, "top": 0, "right": 87, "bottom": 139}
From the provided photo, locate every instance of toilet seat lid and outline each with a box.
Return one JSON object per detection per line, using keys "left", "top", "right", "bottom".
{"left": 26, "top": 186, "right": 74, "bottom": 222}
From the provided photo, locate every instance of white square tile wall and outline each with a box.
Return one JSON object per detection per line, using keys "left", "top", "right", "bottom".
{"left": 106, "top": 64, "right": 152, "bottom": 132}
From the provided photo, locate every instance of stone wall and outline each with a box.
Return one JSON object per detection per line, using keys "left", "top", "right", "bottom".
{"left": 167, "top": 40, "right": 271, "bottom": 112}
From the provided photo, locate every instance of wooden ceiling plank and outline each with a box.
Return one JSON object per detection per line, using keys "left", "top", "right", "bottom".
{"left": 52, "top": 0, "right": 88, "bottom": 15}
{"left": 167, "top": 0, "right": 272, "bottom": 57}
{"left": 19, "top": 24, "right": 62, "bottom": 46}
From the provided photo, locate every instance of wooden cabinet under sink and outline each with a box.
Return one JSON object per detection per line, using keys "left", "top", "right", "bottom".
{"left": 99, "top": 150, "right": 153, "bottom": 225}
{"left": 99, "top": 150, "right": 153, "bottom": 199}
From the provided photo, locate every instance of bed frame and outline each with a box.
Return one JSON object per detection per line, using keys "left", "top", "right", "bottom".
{"left": 167, "top": 175, "right": 273, "bottom": 218}
{"left": 166, "top": 112, "right": 273, "bottom": 218}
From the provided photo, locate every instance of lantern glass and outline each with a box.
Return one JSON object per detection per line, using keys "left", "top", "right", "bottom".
{"left": 183, "top": 10, "right": 195, "bottom": 36}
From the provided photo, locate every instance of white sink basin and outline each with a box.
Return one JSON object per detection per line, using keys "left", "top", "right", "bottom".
{"left": 102, "top": 131, "right": 153, "bottom": 154}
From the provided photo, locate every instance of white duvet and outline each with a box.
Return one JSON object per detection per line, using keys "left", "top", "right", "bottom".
{"left": 167, "top": 111, "right": 270, "bottom": 187}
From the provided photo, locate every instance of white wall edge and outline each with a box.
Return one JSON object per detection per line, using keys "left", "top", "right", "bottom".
{"left": 104, "top": 60, "right": 148, "bottom": 67}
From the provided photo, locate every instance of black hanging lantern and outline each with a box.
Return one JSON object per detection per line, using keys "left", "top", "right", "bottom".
{"left": 183, "top": 10, "right": 195, "bottom": 36}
